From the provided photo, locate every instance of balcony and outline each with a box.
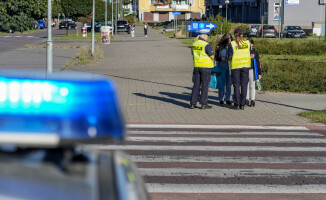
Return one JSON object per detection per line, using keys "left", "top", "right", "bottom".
{"left": 172, "top": 4, "right": 190, "bottom": 10}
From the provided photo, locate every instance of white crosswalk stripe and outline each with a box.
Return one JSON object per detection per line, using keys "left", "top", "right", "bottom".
{"left": 87, "top": 125, "right": 326, "bottom": 198}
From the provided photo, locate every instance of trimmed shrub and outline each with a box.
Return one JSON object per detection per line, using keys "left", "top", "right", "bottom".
{"left": 253, "top": 39, "right": 326, "bottom": 55}
{"left": 261, "top": 57, "right": 326, "bottom": 93}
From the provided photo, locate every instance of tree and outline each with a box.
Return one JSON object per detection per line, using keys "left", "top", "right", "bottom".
{"left": 61, "top": 0, "right": 92, "bottom": 21}
{"left": 0, "top": 0, "right": 44, "bottom": 33}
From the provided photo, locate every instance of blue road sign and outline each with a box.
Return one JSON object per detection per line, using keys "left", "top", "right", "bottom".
{"left": 172, "top": 12, "right": 181, "bottom": 15}
{"left": 191, "top": 22, "right": 217, "bottom": 31}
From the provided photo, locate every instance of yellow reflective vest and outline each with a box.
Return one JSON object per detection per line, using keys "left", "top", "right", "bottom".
{"left": 230, "top": 40, "right": 251, "bottom": 69}
{"left": 192, "top": 40, "right": 214, "bottom": 68}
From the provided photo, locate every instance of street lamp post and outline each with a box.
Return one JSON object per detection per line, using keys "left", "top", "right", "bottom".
{"left": 46, "top": 0, "right": 53, "bottom": 75}
{"left": 219, "top": 4, "right": 222, "bottom": 14}
{"left": 91, "top": 0, "right": 95, "bottom": 56}
{"left": 225, "top": 0, "right": 229, "bottom": 22}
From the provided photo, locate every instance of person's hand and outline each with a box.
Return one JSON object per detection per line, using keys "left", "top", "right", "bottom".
{"left": 258, "top": 75, "right": 261, "bottom": 79}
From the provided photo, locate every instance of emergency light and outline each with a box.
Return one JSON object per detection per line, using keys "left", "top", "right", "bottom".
{"left": 0, "top": 70, "right": 125, "bottom": 147}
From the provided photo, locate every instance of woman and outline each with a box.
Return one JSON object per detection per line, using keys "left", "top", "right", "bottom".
{"left": 246, "top": 38, "right": 262, "bottom": 107}
{"left": 229, "top": 29, "right": 251, "bottom": 110}
{"left": 144, "top": 23, "right": 148, "bottom": 37}
{"left": 215, "top": 33, "right": 233, "bottom": 105}
{"left": 131, "top": 23, "right": 135, "bottom": 37}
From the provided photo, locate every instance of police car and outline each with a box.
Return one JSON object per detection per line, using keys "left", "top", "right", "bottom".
{"left": 0, "top": 70, "right": 149, "bottom": 200}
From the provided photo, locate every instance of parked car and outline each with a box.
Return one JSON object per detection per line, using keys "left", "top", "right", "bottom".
{"left": 94, "top": 22, "right": 113, "bottom": 33}
{"left": 114, "top": 20, "right": 130, "bottom": 34}
{"left": 32, "top": 21, "right": 39, "bottom": 30}
{"left": 247, "top": 25, "right": 260, "bottom": 37}
{"left": 283, "top": 26, "right": 306, "bottom": 38}
{"left": 260, "top": 25, "right": 278, "bottom": 38}
{"left": 42, "top": 20, "right": 48, "bottom": 28}
{"left": 59, "top": 21, "right": 77, "bottom": 29}
{"left": 37, "top": 20, "right": 45, "bottom": 29}
{"left": 189, "top": 30, "right": 200, "bottom": 37}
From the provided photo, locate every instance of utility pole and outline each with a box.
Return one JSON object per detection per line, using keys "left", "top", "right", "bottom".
{"left": 278, "top": 0, "right": 281, "bottom": 38}
{"left": 280, "top": 0, "right": 285, "bottom": 39}
{"left": 112, "top": 0, "right": 114, "bottom": 36}
{"left": 105, "top": 0, "right": 107, "bottom": 26}
{"left": 46, "top": 0, "right": 53, "bottom": 75}
{"left": 115, "top": 0, "right": 118, "bottom": 35}
{"left": 225, "top": 0, "right": 229, "bottom": 22}
{"left": 92, "top": 0, "right": 95, "bottom": 55}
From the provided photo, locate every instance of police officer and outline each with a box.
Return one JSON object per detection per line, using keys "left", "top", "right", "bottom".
{"left": 229, "top": 29, "right": 251, "bottom": 110}
{"left": 190, "top": 29, "right": 215, "bottom": 109}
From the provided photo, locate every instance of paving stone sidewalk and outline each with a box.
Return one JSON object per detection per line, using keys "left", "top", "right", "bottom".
{"left": 1, "top": 28, "right": 324, "bottom": 126}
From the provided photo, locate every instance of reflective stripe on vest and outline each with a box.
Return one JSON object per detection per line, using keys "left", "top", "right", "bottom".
{"left": 230, "top": 40, "right": 251, "bottom": 69}
{"left": 192, "top": 40, "right": 214, "bottom": 68}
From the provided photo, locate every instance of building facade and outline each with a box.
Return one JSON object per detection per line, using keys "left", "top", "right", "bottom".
{"left": 205, "top": 0, "right": 325, "bottom": 28}
{"left": 136, "top": 0, "right": 206, "bottom": 21}
{"left": 205, "top": 0, "right": 268, "bottom": 24}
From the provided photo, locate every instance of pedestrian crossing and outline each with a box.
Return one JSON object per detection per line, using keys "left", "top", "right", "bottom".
{"left": 89, "top": 124, "right": 326, "bottom": 199}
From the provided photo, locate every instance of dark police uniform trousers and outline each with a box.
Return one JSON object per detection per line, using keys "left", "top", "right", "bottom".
{"left": 231, "top": 67, "right": 249, "bottom": 106}
{"left": 190, "top": 67, "right": 211, "bottom": 106}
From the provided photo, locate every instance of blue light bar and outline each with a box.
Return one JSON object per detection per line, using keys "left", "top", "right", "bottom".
{"left": 0, "top": 70, "right": 125, "bottom": 146}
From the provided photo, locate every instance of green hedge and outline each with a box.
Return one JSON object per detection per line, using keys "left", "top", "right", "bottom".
{"left": 261, "top": 56, "right": 326, "bottom": 93}
{"left": 253, "top": 39, "right": 326, "bottom": 55}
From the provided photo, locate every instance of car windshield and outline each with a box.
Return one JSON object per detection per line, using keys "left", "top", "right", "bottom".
{"left": 263, "top": 26, "right": 275, "bottom": 30}
{"left": 117, "top": 21, "right": 127, "bottom": 25}
{"left": 288, "top": 26, "right": 302, "bottom": 30}
{"left": 251, "top": 25, "right": 260, "bottom": 29}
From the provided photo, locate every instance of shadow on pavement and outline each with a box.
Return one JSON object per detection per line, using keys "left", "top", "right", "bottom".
{"left": 107, "top": 74, "right": 192, "bottom": 90}
{"left": 257, "top": 99, "right": 314, "bottom": 111}
{"left": 133, "top": 92, "right": 218, "bottom": 108}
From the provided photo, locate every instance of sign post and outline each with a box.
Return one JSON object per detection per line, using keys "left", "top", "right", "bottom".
{"left": 172, "top": 12, "right": 181, "bottom": 33}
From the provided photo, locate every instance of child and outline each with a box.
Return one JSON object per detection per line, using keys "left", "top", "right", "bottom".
{"left": 246, "top": 38, "right": 262, "bottom": 107}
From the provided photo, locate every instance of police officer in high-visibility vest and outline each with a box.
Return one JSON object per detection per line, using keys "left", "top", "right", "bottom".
{"left": 190, "top": 29, "right": 215, "bottom": 109}
{"left": 230, "top": 29, "right": 251, "bottom": 110}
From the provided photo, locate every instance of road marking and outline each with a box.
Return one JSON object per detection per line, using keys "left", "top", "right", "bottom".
{"left": 127, "top": 136, "right": 326, "bottom": 143}
{"left": 88, "top": 145, "right": 326, "bottom": 152}
{"left": 128, "top": 131, "right": 324, "bottom": 136}
{"left": 130, "top": 155, "right": 326, "bottom": 163}
{"left": 139, "top": 168, "right": 326, "bottom": 178}
{"left": 146, "top": 184, "right": 326, "bottom": 193}
{"left": 127, "top": 124, "right": 309, "bottom": 130}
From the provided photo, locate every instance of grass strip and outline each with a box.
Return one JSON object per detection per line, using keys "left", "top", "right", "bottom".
{"left": 299, "top": 110, "right": 326, "bottom": 124}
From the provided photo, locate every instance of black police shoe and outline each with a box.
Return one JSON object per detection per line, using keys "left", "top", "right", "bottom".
{"left": 231, "top": 104, "right": 239, "bottom": 110}
{"left": 226, "top": 101, "right": 232, "bottom": 105}
{"left": 239, "top": 105, "right": 245, "bottom": 110}
{"left": 251, "top": 100, "right": 255, "bottom": 107}
{"left": 245, "top": 99, "right": 250, "bottom": 106}
{"left": 189, "top": 104, "right": 197, "bottom": 109}
{"left": 201, "top": 104, "right": 212, "bottom": 109}
{"left": 220, "top": 101, "right": 224, "bottom": 105}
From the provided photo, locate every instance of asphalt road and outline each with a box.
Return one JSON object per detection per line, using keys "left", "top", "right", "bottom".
{"left": 0, "top": 27, "right": 78, "bottom": 53}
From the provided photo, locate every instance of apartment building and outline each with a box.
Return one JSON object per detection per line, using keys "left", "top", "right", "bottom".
{"left": 135, "top": 0, "right": 206, "bottom": 21}
{"left": 205, "top": 0, "right": 325, "bottom": 28}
